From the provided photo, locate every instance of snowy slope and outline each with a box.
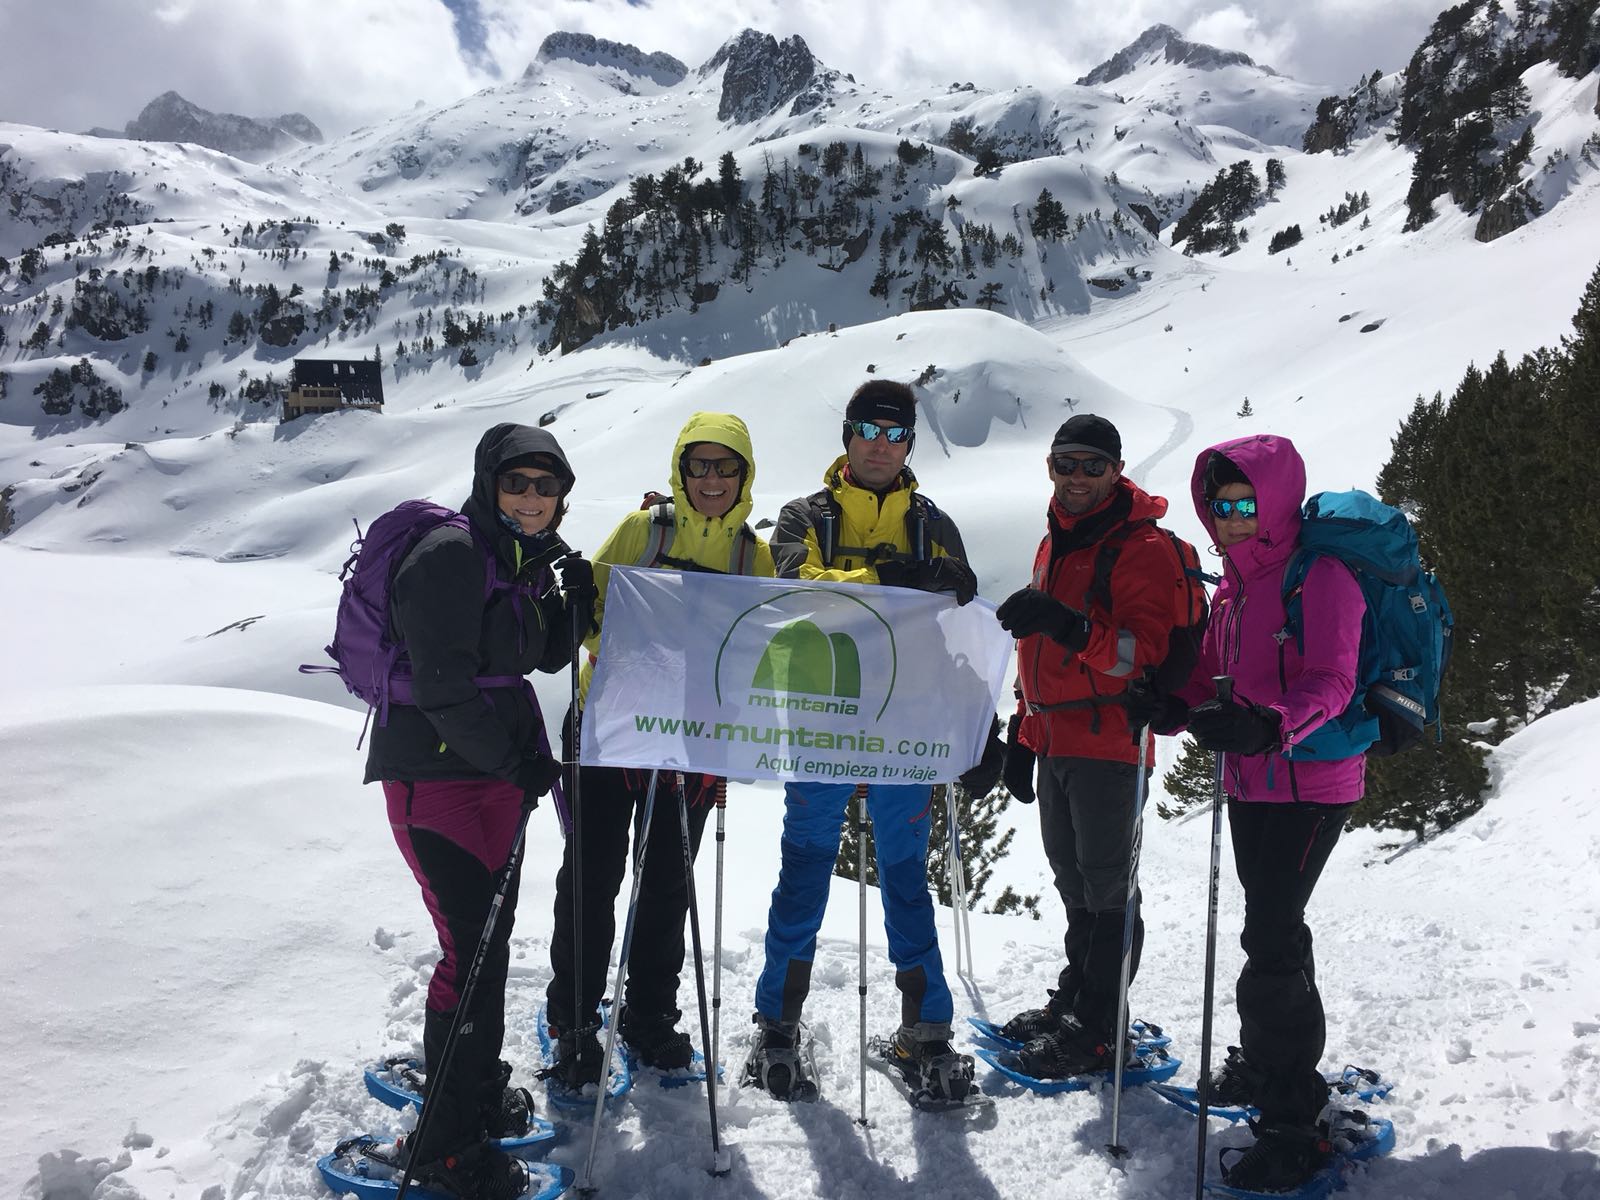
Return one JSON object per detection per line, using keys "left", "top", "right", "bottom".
{"left": 5, "top": 661, "right": 1597, "bottom": 1200}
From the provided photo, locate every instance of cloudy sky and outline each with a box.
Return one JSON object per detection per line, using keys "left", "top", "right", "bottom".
{"left": 0, "top": 0, "right": 1445, "bottom": 137}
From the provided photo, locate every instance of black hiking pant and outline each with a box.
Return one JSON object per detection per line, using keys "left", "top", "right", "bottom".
{"left": 1036, "top": 755, "right": 1147, "bottom": 1039}
{"left": 546, "top": 745, "right": 712, "bottom": 1034}
{"left": 1229, "top": 800, "right": 1354, "bottom": 1126}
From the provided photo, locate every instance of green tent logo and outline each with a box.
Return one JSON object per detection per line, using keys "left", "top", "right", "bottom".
{"left": 751, "top": 620, "right": 861, "bottom": 698}
{"left": 714, "top": 588, "right": 896, "bottom": 720}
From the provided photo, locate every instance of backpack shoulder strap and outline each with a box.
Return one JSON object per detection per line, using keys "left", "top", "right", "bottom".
{"left": 907, "top": 492, "right": 943, "bottom": 561}
{"left": 729, "top": 523, "right": 759, "bottom": 574}
{"left": 1279, "top": 547, "right": 1318, "bottom": 654}
{"left": 637, "top": 499, "right": 676, "bottom": 568}
{"left": 806, "top": 489, "right": 843, "bottom": 568}
{"left": 1085, "top": 517, "right": 1150, "bottom": 615}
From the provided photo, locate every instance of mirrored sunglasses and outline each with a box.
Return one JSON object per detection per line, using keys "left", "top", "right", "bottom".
{"left": 1050, "top": 454, "right": 1111, "bottom": 477}
{"left": 1209, "top": 497, "right": 1259, "bottom": 519}
{"left": 847, "top": 420, "right": 913, "bottom": 444}
{"left": 498, "top": 473, "right": 565, "bottom": 497}
{"left": 684, "top": 456, "right": 745, "bottom": 479}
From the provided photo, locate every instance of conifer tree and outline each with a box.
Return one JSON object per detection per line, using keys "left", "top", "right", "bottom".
{"left": 1157, "top": 739, "right": 1214, "bottom": 820}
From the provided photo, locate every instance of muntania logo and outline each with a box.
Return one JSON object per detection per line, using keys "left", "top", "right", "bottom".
{"left": 715, "top": 590, "right": 897, "bottom": 720}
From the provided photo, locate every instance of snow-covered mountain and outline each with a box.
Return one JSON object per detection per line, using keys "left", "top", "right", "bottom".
{"left": 4, "top": 8, "right": 1600, "bottom": 1200}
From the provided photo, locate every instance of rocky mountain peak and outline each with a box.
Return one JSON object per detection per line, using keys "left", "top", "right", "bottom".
{"left": 120, "top": 91, "right": 322, "bottom": 160}
{"left": 698, "top": 29, "right": 821, "bottom": 123}
{"left": 1077, "top": 23, "right": 1267, "bottom": 87}
{"left": 533, "top": 32, "right": 688, "bottom": 87}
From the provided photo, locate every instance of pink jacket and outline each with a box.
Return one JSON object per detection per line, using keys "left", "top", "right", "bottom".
{"left": 1175, "top": 435, "right": 1366, "bottom": 806}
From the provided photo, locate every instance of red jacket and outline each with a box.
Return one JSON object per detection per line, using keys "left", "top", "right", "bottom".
{"left": 1014, "top": 478, "right": 1190, "bottom": 766}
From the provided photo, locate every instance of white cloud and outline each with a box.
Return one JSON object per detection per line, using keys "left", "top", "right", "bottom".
{"left": 0, "top": 0, "right": 1446, "bottom": 138}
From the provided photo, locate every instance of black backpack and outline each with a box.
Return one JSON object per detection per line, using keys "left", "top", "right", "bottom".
{"left": 804, "top": 488, "right": 945, "bottom": 567}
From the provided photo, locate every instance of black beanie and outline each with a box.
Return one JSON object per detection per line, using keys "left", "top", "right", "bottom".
{"left": 1051, "top": 413, "right": 1121, "bottom": 461}
{"left": 1203, "top": 452, "right": 1251, "bottom": 496}
{"left": 845, "top": 380, "right": 917, "bottom": 428}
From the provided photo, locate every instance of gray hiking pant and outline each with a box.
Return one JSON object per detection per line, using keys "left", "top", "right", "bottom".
{"left": 1036, "top": 755, "right": 1146, "bottom": 1037}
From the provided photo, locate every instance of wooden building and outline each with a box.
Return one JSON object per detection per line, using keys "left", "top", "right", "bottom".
{"left": 282, "top": 358, "right": 385, "bottom": 421}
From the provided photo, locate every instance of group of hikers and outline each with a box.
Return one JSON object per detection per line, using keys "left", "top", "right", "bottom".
{"left": 364, "top": 378, "right": 1370, "bottom": 1198}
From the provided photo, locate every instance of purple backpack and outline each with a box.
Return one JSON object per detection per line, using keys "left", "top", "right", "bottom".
{"left": 301, "top": 500, "right": 537, "bottom": 745}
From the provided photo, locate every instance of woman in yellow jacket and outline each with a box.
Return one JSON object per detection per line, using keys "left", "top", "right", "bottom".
{"left": 543, "top": 412, "right": 775, "bottom": 1090}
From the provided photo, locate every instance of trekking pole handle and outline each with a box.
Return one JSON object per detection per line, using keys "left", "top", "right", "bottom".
{"left": 1214, "top": 675, "right": 1234, "bottom": 704}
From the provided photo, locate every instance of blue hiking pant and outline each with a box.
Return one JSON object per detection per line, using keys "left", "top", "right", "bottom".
{"left": 754, "top": 781, "right": 953, "bottom": 1028}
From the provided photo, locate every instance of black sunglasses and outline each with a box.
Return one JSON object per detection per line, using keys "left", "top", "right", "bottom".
{"left": 1050, "top": 454, "right": 1111, "bottom": 477}
{"left": 846, "top": 420, "right": 913, "bottom": 444}
{"left": 1209, "top": 497, "right": 1259, "bottom": 519}
{"left": 498, "top": 473, "right": 565, "bottom": 497}
{"left": 684, "top": 456, "right": 745, "bottom": 479}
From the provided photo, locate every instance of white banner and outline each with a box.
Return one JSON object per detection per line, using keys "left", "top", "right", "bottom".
{"left": 581, "top": 568, "right": 1012, "bottom": 784}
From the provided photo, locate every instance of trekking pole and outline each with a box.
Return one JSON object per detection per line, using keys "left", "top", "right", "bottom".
{"left": 565, "top": 559, "right": 588, "bottom": 1115}
{"left": 577, "top": 769, "right": 661, "bottom": 1196}
{"left": 1193, "top": 677, "right": 1233, "bottom": 1200}
{"left": 945, "top": 785, "right": 975, "bottom": 977}
{"left": 854, "top": 783, "right": 871, "bottom": 1127}
{"left": 680, "top": 782, "right": 731, "bottom": 1176}
{"left": 1107, "top": 722, "right": 1150, "bottom": 1159}
{"left": 395, "top": 803, "right": 535, "bottom": 1200}
{"left": 711, "top": 779, "right": 728, "bottom": 1095}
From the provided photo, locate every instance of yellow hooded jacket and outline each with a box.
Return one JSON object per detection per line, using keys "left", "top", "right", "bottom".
{"left": 578, "top": 411, "right": 776, "bottom": 704}
{"left": 769, "top": 455, "right": 969, "bottom": 584}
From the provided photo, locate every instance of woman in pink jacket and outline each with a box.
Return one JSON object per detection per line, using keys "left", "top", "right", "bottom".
{"left": 1158, "top": 434, "right": 1366, "bottom": 1193}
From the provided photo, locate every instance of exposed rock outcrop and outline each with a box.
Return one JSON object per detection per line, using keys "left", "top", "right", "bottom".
{"left": 1077, "top": 24, "right": 1266, "bottom": 87}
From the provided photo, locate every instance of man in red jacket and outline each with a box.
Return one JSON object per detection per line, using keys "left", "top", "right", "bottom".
{"left": 994, "top": 414, "right": 1193, "bottom": 1078}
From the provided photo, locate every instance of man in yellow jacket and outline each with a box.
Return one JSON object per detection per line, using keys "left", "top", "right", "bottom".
{"left": 748, "top": 379, "right": 993, "bottom": 1105}
{"left": 544, "top": 412, "right": 776, "bottom": 1090}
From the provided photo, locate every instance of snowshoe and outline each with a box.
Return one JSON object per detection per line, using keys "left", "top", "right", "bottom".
{"left": 318, "top": 1135, "right": 573, "bottom": 1200}
{"left": 975, "top": 1018, "right": 1180, "bottom": 1095}
{"left": 1152, "top": 1064, "right": 1392, "bottom": 1123}
{"left": 534, "top": 1003, "right": 631, "bottom": 1110}
{"left": 967, "top": 1014, "right": 1170, "bottom": 1053}
{"left": 618, "top": 1007, "right": 721, "bottom": 1088}
{"left": 740, "top": 1015, "right": 819, "bottom": 1102}
{"left": 361, "top": 1058, "right": 557, "bottom": 1159}
{"left": 1206, "top": 1109, "right": 1396, "bottom": 1200}
{"left": 866, "top": 1025, "right": 992, "bottom": 1114}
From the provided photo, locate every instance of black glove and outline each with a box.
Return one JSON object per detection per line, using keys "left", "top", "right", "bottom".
{"left": 556, "top": 554, "right": 594, "bottom": 596}
{"left": 556, "top": 556, "right": 598, "bottom": 635}
{"left": 1123, "top": 678, "right": 1188, "bottom": 736}
{"left": 995, "top": 587, "right": 1091, "bottom": 651}
{"left": 877, "top": 556, "right": 978, "bottom": 605}
{"left": 1001, "top": 713, "right": 1037, "bottom": 804}
{"left": 512, "top": 753, "right": 563, "bottom": 808}
{"left": 1187, "top": 698, "right": 1281, "bottom": 755}
{"left": 958, "top": 716, "right": 1005, "bottom": 797}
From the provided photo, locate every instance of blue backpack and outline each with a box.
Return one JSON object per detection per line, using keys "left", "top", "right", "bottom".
{"left": 1278, "top": 489, "right": 1454, "bottom": 761}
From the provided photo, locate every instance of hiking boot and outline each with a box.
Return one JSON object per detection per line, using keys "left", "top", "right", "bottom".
{"left": 406, "top": 1140, "right": 528, "bottom": 1200}
{"left": 480, "top": 1061, "right": 536, "bottom": 1139}
{"left": 890, "top": 1023, "right": 975, "bottom": 1102}
{"left": 620, "top": 1008, "right": 694, "bottom": 1071}
{"left": 1015, "top": 1014, "right": 1124, "bottom": 1079}
{"left": 743, "top": 1014, "right": 815, "bottom": 1101}
{"left": 1207, "top": 1045, "right": 1264, "bottom": 1109}
{"left": 542, "top": 1026, "right": 605, "bottom": 1091}
{"left": 998, "top": 990, "right": 1072, "bottom": 1043}
{"left": 1219, "top": 1121, "right": 1331, "bottom": 1193}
